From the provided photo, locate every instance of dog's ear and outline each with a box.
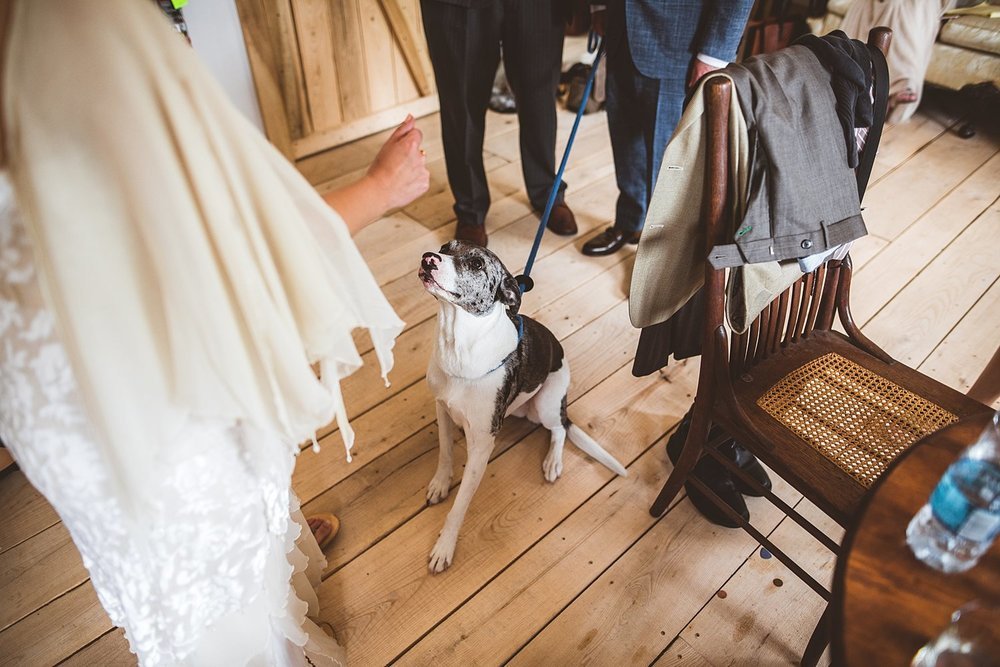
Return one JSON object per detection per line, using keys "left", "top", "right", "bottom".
{"left": 496, "top": 274, "right": 522, "bottom": 313}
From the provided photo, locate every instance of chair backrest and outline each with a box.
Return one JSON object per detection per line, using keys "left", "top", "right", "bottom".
{"left": 699, "top": 27, "right": 894, "bottom": 388}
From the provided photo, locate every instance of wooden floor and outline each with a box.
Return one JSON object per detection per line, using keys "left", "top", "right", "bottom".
{"left": 2, "top": 92, "right": 999, "bottom": 666}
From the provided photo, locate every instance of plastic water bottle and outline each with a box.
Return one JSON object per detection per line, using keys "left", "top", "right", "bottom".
{"left": 906, "top": 410, "right": 1000, "bottom": 573}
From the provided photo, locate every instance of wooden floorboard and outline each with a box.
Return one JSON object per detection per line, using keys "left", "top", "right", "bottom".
{"left": 920, "top": 276, "right": 1000, "bottom": 407}
{"left": 862, "top": 189, "right": 1000, "bottom": 367}
{"left": 681, "top": 500, "right": 841, "bottom": 667}
{"left": 2, "top": 96, "right": 997, "bottom": 666}
{"left": 654, "top": 637, "right": 717, "bottom": 667}
{"left": 0, "top": 522, "right": 85, "bottom": 633}
{"left": 508, "top": 475, "right": 799, "bottom": 666}
{"left": 0, "top": 471, "right": 60, "bottom": 555}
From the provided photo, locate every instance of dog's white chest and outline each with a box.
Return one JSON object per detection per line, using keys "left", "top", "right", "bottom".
{"left": 427, "top": 360, "right": 504, "bottom": 428}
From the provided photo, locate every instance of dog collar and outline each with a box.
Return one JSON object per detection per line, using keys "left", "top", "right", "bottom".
{"left": 487, "top": 315, "right": 524, "bottom": 375}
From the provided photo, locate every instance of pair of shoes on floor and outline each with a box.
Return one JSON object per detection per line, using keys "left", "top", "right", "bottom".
{"left": 454, "top": 202, "right": 578, "bottom": 247}
{"left": 582, "top": 226, "right": 641, "bottom": 256}
{"left": 307, "top": 513, "right": 340, "bottom": 550}
{"left": 665, "top": 411, "right": 771, "bottom": 529}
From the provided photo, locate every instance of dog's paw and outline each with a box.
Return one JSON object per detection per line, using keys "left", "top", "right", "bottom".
{"left": 428, "top": 537, "right": 456, "bottom": 573}
{"left": 542, "top": 453, "right": 563, "bottom": 483}
{"left": 426, "top": 475, "right": 452, "bottom": 504}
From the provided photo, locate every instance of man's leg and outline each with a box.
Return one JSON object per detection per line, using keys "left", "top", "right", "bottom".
{"left": 421, "top": 1, "right": 502, "bottom": 240}
{"left": 501, "top": 0, "right": 565, "bottom": 212}
{"left": 604, "top": 5, "right": 646, "bottom": 237}
{"left": 582, "top": 5, "right": 660, "bottom": 255}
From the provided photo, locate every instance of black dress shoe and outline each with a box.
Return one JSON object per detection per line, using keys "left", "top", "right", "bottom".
{"left": 665, "top": 410, "right": 772, "bottom": 497}
{"left": 665, "top": 421, "right": 749, "bottom": 529}
{"left": 581, "top": 226, "right": 641, "bottom": 256}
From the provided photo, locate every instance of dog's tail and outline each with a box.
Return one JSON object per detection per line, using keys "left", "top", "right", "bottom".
{"left": 567, "top": 424, "right": 628, "bottom": 477}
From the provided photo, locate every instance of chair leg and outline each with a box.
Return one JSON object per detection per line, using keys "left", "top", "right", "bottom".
{"left": 800, "top": 605, "right": 830, "bottom": 667}
{"left": 649, "top": 406, "right": 711, "bottom": 517}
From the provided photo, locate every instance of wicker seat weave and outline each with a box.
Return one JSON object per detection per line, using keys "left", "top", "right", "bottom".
{"left": 756, "top": 352, "right": 958, "bottom": 487}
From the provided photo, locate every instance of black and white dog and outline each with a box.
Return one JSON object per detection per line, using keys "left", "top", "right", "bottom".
{"left": 418, "top": 241, "right": 627, "bottom": 573}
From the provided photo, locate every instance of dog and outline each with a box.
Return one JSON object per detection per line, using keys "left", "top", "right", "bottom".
{"left": 418, "top": 241, "right": 627, "bottom": 573}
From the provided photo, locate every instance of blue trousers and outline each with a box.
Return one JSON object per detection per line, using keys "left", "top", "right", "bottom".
{"left": 605, "top": 10, "right": 686, "bottom": 235}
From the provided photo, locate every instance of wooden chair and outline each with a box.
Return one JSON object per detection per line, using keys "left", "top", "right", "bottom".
{"left": 647, "top": 27, "right": 993, "bottom": 666}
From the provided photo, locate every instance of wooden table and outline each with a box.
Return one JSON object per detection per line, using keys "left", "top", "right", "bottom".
{"left": 831, "top": 411, "right": 1000, "bottom": 666}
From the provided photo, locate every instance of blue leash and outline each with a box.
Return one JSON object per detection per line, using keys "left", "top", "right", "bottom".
{"left": 515, "top": 33, "right": 605, "bottom": 294}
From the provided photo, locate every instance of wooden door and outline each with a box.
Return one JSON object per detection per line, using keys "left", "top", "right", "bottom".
{"left": 236, "top": 0, "right": 437, "bottom": 160}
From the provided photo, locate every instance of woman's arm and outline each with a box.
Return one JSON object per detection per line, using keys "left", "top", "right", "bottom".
{"left": 323, "top": 114, "right": 430, "bottom": 235}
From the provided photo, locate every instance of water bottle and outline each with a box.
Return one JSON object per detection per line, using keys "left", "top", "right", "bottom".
{"left": 906, "top": 410, "right": 1000, "bottom": 573}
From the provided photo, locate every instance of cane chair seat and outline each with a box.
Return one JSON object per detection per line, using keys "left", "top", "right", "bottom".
{"left": 757, "top": 351, "right": 957, "bottom": 486}
{"left": 726, "top": 330, "right": 980, "bottom": 525}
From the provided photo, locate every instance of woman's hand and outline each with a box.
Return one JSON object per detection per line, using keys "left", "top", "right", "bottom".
{"left": 367, "top": 114, "right": 430, "bottom": 211}
{"left": 323, "top": 114, "right": 430, "bottom": 234}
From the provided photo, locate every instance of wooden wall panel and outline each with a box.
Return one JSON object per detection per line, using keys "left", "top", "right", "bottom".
{"left": 359, "top": 0, "right": 398, "bottom": 112}
{"left": 391, "top": 1, "right": 420, "bottom": 103}
{"left": 382, "top": 0, "right": 433, "bottom": 97}
{"left": 329, "top": 0, "right": 371, "bottom": 123}
{"left": 291, "top": 0, "right": 343, "bottom": 131}
{"left": 238, "top": 0, "right": 438, "bottom": 158}
{"left": 235, "top": 0, "right": 312, "bottom": 157}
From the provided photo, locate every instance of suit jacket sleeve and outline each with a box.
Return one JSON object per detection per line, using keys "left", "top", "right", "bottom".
{"left": 696, "top": 0, "right": 754, "bottom": 63}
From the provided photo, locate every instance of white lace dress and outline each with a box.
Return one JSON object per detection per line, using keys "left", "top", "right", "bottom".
{"left": 0, "top": 174, "right": 346, "bottom": 665}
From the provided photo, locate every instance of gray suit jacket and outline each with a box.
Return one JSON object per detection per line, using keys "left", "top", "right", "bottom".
{"left": 708, "top": 46, "right": 866, "bottom": 268}
{"left": 623, "top": 0, "right": 755, "bottom": 80}
{"left": 630, "top": 48, "right": 868, "bottom": 329}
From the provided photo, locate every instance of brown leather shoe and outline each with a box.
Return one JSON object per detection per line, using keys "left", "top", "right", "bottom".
{"left": 455, "top": 221, "right": 488, "bottom": 247}
{"left": 545, "top": 202, "right": 578, "bottom": 236}
{"left": 581, "top": 226, "right": 641, "bottom": 256}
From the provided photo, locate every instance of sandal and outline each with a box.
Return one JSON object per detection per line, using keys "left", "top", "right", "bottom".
{"left": 306, "top": 513, "right": 340, "bottom": 550}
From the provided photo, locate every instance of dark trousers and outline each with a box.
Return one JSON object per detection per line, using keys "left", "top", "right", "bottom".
{"left": 421, "top": 0, "right": 566, "bottom": 228}
{"left": 604, "top": 3, "right": 686, "bottom": 234}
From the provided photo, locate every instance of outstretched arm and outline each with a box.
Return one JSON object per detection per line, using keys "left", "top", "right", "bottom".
{"left": 323, "top": 114, "right": 430, "bottom": 234}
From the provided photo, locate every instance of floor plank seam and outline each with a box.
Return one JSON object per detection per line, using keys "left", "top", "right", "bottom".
{"left": 316, "top": 357, "right": 638, "bottom": 581}
{"left": 659, "top": 496, "right": 822, "bottom": 667}
{"left": 389, "top": 424, "right": 688, "bottom": 666}
{"left": 854, "top": 181, "right": 996, "bottom": 306}
{"left": 868, "top": 114, "right": 968, "bottom": 187}
{"left": 0, "top": 516, "right": 60, "bottom": 558}
{"left": 916, "top": 272, "right": 1000, "bottom": 374}
{"left": 1, "top": 578, "right": 93, "bottom": 641}
{"left": 54, "top": 628, "right": 118, "bottom": 666}
{"left": 857, "top": 187, "right": 1000, "bottom": 331}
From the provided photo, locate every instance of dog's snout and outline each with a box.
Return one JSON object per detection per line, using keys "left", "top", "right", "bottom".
{"left": 421, "top": 252, "right": 441, "bottom": 270}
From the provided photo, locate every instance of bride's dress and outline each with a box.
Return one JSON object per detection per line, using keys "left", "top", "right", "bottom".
{"left": 0, "top": 1, "right": 405, "bottom": 664}
{"left": 0, "top": 175, "right": 344, "bottom": 665}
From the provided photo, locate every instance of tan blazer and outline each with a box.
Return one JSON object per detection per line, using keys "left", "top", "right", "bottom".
{"left": 629, "top": 73, "right": 749, "bottom": 329}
